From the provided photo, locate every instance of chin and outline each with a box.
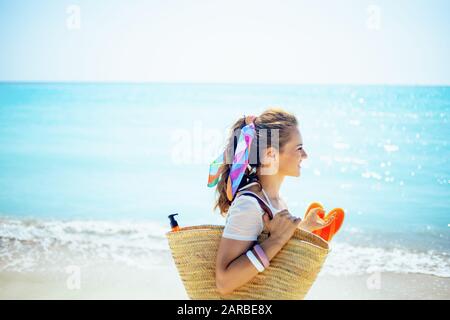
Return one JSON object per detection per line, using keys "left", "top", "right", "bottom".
{"left": 283, "top": 167, "right": 301, "bottom": 177}
{"left": 289, "top": 169, "right": 301, "bottom": 177}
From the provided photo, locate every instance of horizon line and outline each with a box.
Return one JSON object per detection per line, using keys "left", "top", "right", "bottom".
{"left": 0, "top": 80, "right": 449, "bottom": 87}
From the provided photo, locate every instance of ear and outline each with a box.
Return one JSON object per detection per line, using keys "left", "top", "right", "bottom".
{"left": 260, "top": 146, "right": 278, "bottom": 166}
{"left": 260, "top": 147, "right": 280, "bottom": 175}
{"left": 266, "top": 146, "right": 278, "bottom": 160}
{"left": 260, "top": 147, "right": 272, "bottom": 165}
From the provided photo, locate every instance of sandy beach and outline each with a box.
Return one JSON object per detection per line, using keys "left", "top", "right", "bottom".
{"left": 1, "top": 218, "right": 449, "bottom": 300}
{"left": 306, "top": 273, "right": 450, "bottom": 300}
{"left": 1, "top": 262, "right": 449, "bottom": 300}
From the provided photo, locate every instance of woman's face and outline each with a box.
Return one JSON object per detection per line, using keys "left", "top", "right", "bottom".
{"left": 259, "top": 126, "right": 308, "bottom": 177}
{"left": 278, "top": 127, "right": 308, "bottom": 177}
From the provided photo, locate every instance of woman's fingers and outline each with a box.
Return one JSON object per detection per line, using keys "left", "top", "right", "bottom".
{"left": 274, "top": 210, "right": 301, "bottom": 227}
{"left": 308, "top": 207, "right": 324, "bottom": 215}
{"left": 312, "top": 214, "right": 335, "bottom": 229}
{"left": 277, "top": 209, "right": 290, "bottom": 216}
{"left": 275, "top": 210, "right": 290, "bottom": 220}
{"left": 279, "top": 211, "right": 301, "bottom": 224}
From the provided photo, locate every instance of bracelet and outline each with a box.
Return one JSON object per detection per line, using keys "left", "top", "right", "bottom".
{"left": 246, "top": 250, "right": 265, "bottom": 272}
{"left": 253, "top": 244, "right": 270, "bottom": 268}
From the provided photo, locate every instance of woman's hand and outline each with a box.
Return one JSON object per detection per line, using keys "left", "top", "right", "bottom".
{"left": 299, "top": 207, "right": 334, "bottom": 232}
{"left": 262, "top": 209, "right": 302, "bottom": 245}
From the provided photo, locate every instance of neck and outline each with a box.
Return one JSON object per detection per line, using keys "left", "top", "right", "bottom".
{"left": 257, "top": 171, "right": 285, "bottom": 201}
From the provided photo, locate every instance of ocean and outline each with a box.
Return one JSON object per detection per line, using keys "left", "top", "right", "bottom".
{"left": 0, "top": 83, "right": 449, "bottom": 279}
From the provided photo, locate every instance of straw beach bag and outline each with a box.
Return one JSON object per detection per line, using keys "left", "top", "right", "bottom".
{"left": 166, "top": 192, "right": 330, "bottom": 300}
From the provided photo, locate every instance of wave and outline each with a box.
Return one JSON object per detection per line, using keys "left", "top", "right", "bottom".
{"left": 0, "top": 218, "right": 449, "bottom": 277}
{"left": 0, "top": 218, "right": 171, "bottom": 272}
{"left": 324, "top": 242, "right": 449, "bottom": 278}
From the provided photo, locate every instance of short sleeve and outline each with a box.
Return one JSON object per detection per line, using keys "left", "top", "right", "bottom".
{"left": 222, "top": 195, "right": 265, "bottom": 241}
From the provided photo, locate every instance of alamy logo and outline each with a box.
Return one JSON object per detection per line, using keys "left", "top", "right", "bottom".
{"left": 65, "top": 265, "right": 81, "bottom": 290}
{"left": 366, "top": 5, "right": 381, "bottom": 31}
{"left": 66, "top": 5, "right": 81, "bottom": 30}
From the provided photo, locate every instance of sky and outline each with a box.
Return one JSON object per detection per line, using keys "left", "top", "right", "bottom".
{"left": 0, "top": 0, "right": 449, "bottom": 85}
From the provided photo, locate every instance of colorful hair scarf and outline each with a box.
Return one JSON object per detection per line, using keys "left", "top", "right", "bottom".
{"left": 207, "top": 151, "right": 224, "bottom": 188}
{"left": 207, "top": 115, "right": 257, "bottom": 201}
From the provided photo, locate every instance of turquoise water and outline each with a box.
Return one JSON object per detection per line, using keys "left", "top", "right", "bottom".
{"left": 0, "top": 83, "right": 449, "bottom": 258}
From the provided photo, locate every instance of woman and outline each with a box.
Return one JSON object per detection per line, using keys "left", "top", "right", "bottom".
{"left": 212, "top": 108, "right": 332, "bottom": 296}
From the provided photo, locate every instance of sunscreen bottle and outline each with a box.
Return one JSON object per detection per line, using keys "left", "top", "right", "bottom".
{"left": 168, "top": 213, "right": 180, "bottom": 232}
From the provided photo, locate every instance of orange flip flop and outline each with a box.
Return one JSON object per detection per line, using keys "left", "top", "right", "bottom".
{"left": 318, "top": 208, "right": 345, "bottom": 242}
{"left": 304, "top": 202, "right": 345, "bottom": 242}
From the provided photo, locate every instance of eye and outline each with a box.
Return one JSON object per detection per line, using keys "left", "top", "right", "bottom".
{"left": 297, "top": 146, "right": 303, "bottom": 151}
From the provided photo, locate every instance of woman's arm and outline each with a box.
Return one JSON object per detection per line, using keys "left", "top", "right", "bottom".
{"left": 215, "top": 236, "right": 286, "bottom": 296}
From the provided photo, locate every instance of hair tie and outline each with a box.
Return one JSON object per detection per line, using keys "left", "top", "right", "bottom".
{"left": 245, "top": 115, "right": 257, "bottom": 125}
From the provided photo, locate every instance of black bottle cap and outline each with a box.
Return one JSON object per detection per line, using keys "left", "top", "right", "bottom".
{"left": 168, "top": 213, "right": 179, "bottom": 228}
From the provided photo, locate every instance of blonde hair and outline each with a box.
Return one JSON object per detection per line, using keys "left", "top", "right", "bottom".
{"left": 213, "top": 108, "right": 298, "bottom": 215}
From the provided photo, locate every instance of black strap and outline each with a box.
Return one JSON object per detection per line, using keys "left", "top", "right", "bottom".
{"left": 236, "top": 191, "right": 274, "bottom": 220}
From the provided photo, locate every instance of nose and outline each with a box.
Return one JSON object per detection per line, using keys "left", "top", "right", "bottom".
{"left": 301, "top": 149, "right": 308, "bottom": 160}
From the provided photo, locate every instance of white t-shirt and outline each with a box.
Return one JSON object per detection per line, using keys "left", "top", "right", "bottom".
{"left": 222, "top": 183, "right": 287, "bottom": 241}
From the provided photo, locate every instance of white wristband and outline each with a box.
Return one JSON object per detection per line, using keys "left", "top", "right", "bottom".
{"left": 246, "top": 250, "right": 265, "bottom": 272}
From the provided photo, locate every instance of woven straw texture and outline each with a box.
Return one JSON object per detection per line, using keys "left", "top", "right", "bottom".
{"left": 166, "top": 225, "right": 329, "bottom": 300}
